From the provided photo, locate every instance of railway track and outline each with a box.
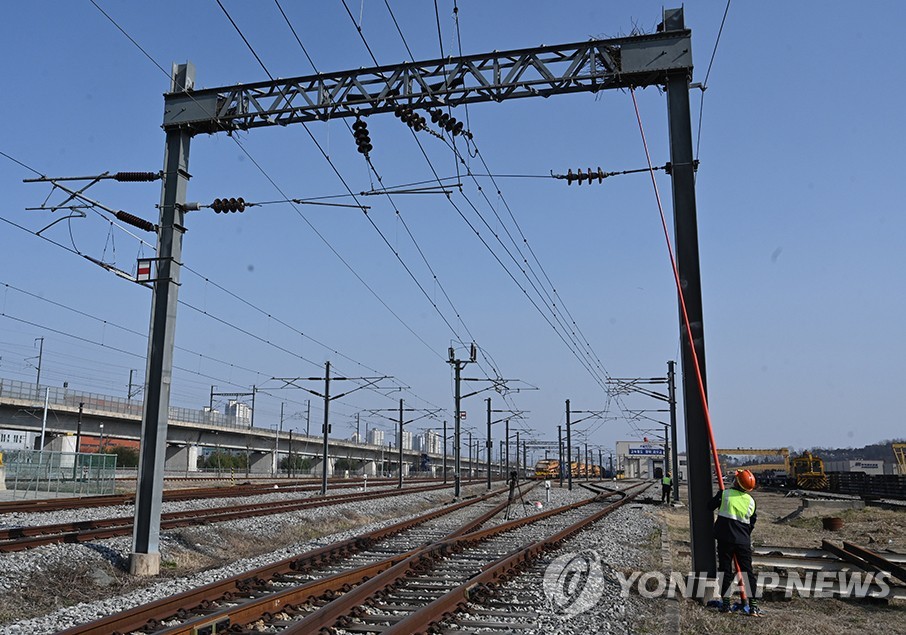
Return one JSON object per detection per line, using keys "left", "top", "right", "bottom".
{"left": 59, "top": 480, "right": 648, "bottom": 634}
{"left": 0, "top": 477, "right": 460, "bottom": 514}
{"left": 0, "top": 481, "right": 467, "bottom": 552}
{"left": 57, "top": 482, "right": 531, "bottom": 634}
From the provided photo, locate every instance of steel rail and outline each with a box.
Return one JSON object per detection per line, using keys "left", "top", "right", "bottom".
{"left": 0, "top": 479, "right": 379, "bottom": 514}
{"left": 383, "top": 483, "right": 647, "bottom": 635}
{"left": 0, "top": 476, "right": 466, "bottom": 514}
{"left": 57, "top": 484, "right": 520, "bottom": 635}
{"left": 281, "top": 483, "right": 650, "bottom": 634}
{"left": 146, "top": 483, "right": 541, "bottom": 635}
{"left": 0, "top": 481, "right": 462, "bottom": 551}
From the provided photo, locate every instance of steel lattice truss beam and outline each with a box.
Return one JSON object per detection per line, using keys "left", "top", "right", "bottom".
{"left": 164, "top": 30, "right": 691, "bottom": 134}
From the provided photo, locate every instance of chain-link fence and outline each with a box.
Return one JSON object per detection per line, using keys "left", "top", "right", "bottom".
{"left": 1, "top": 449, "right": 117, "bottom": 497}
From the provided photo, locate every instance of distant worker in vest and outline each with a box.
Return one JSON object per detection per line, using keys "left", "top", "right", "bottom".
{"left": 708, "top": 469, "right": 760, "bottom": 616}
{"left": 661, "top": 471, "right": 673, "bottom": 504}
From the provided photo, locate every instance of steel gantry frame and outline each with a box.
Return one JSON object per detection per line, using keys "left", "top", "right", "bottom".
{"left": 134, "top": 7, "right": 714, "bottom": 576}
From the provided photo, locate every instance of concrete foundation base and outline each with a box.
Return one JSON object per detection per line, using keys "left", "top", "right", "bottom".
{"left": 802, "top": 498, "right": 865, "bottom": 512}
{"left": 129, "top": 552, "right": 161, "bottom": 576}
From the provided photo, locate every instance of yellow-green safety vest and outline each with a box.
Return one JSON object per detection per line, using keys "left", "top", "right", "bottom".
{"left": 662, "top": 476, "right": 672, "bottom": 485}
{"left": 717, "top": 488, "right": 756, "bottom": 524}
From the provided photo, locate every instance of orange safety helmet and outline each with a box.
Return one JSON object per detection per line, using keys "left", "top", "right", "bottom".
{"left": 734, "top": 469, "right": 756, "bottom": 492}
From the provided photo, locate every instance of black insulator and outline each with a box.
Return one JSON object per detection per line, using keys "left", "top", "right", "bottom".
{"left": 114, "top": 171, "right": 159, "bottom": 182}
{"left": 394, "top": 105, "right": 405, "bottom": 118}
{"left": 566, "top": 169, "right": 575, "bottom": 185}
{"left": 430, "top": 110, "right": 442, "bottom": 123}
{"left": 439, "top": 113, "right": 450, "bottom": 127}
{"left": 114, "top": 210, "right": 156, "bottom": 232}
{"left": 212, "top": 197, "right": 246, "bottom": 212}
{"left": 451, "top": 120, "right": 464, "bottom": 136}
{"left": 352, "top": 119, "right": 367, "bottom": 130}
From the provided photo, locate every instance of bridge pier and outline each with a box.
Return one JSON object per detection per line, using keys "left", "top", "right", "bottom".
{"left": 164, "top": 445, "right": 199, "bottom": 472}
{"left": 248, "top": 451, "right": 273, "bottom": 474}
{"left": 312, "top": 458, "right": 333, "bottom": 479}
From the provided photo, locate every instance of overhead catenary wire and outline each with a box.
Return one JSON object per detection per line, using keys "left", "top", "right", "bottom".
{"left": 2, "top": 146, "right": 445, "bottom": 416}
{"left": 376, "top": 2, "right": 627, "bottom": 435}
{"left": 257, "top": 3, "right": 499, "bottom": 385}
{"left": 345, "top": 2, "right": 599, "bottom": 401}
{"left": 88, "top": 1, "right": 450, "bottom": 397}
{"left": 86, "top": 3, "right": 454, "bottom": 416}
{"left": 695, "top": 0, "right": 732, "bottom": 163}
{"left": 274, "top": 5, "right": 515, "bottom": 412}
{"left": 375, "top": 4, "right": 616, "bottom": 398}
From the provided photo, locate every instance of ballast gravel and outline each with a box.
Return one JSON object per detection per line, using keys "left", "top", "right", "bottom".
{"left": 453, "top": 483, "right": 663, "bottom": 635}
{"left": 1, "top": 480, "right": 657, "bottom": 634}
{"left": 1, "top": 482, "right": 487, "bottom": 634}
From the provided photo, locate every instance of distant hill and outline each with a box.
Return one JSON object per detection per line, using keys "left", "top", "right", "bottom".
{"left": 800, "top": 439, "right": 906, "bottom": 463}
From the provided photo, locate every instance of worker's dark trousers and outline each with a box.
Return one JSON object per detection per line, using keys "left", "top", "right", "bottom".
{"left": 661, "top": 485, "right": 671, "bottom": 504}
{"left": 716, "top": 540, "right": 757, "bottom": 600}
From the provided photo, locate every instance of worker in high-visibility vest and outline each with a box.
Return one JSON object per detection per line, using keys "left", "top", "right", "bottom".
{"left": 708, "top": 469, "right": 760, "bottom": 615}
{"left": 660, "top": 471, "right": 672, "bottom": 504}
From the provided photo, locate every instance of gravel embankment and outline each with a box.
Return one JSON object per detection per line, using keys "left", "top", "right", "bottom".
{"left": 1, "top": 480, "right": 651, "bottom": 634}
{"left": 0, "top": 482, "right": 487, "bottom": 633}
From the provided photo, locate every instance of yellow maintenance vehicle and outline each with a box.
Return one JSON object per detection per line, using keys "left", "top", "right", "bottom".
{"left": 789, "top": 451, "right": 828, "bottom": 490}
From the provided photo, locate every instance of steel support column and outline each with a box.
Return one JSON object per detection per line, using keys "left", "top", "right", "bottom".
{"left": 130, "top": 63, "right": 193, "bottom": 577}
{"left": 664, "top": 10, "right": 713, "bottom": 575}
{"left": 668, "top": 360, "right": 680, "bottom": 502}
{"left": 565, "top": 400, "right": 573, "bottom": 491}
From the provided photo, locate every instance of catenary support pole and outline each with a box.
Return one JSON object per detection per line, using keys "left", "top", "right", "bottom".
{"left": 566, "top": 400, "right": 573, "bottom": 491}
{"left": 486, "top": 398, "right": 492, "bottom": 491}
{"left": 131, "top": 62, "right": 194, "bottom": 577}
{"left": 664, "top": 7, "right": 714, "bottom": 576}
{"left": 558, "top": 425, "right": 564, "bottom": 487}
{"left": 515, "top": 430, "right": 520, "bottom": 480}
{"left": 668, "top": 360, "right": 680, "bottom": 502}
{"left": 321, "top": 361, "right": 331, "bottom": 495}
{"left": 398, "top": 398, "right": 404, "bottom": 489}
{"left": 505, "top": 420, "right": 511, "bottom": 475}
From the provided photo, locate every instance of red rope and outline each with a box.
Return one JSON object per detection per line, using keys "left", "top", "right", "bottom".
{"left": 629, "top": 87, "right": 747, "bottom": 601}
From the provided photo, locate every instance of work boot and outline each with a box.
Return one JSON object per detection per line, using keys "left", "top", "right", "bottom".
{"left": 746, "top": 600, "right": 762, "bottom": 616}
{"left": 718, "top": 597, "right": 732, "bottom": 613}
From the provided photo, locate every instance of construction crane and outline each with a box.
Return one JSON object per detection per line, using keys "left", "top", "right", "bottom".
{"left": 716, "top": 448, "right": 790, "bottom": 473}
{"left": 893, "top": 443, "right": 906, "bottom": 475}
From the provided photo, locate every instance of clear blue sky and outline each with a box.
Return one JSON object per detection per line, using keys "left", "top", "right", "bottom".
{"left": 1, "top": 1, "right": 903, "bottom": 459}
